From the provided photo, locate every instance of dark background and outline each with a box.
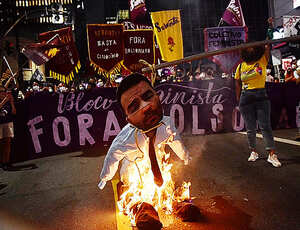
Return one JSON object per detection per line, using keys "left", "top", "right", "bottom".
{"left": 1, "top": 0, "right": 270, "bottom": 73}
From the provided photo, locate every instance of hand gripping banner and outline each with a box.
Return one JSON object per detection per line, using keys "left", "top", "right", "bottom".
{"left": 87, "top": 24, "right": 124, "bottom": 78}
{"left": 123, "top": 29, "right": 155, "bottom": 73}
{"left": 150, "top": 10, "right": 183, "bottom": 62}
{"left": 39, "top": 27, "right": 81, "bottom": 85}
{"left": 204, "top": 26, "right": 247, "bottom": 73}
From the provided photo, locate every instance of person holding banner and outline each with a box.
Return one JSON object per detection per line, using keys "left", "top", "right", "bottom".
{"left": 235, "top": 44, "right": 282, "bottom": 167}
{"left": 0, "top": 85, "right": 16, "bottom": 171}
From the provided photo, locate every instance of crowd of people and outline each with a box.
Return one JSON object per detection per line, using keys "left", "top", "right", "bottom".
{"left": 1, "top": 52, "right": 300, "bottom": 171}
{"left": 11, "top": 57, "right": 300, "bottom": 102}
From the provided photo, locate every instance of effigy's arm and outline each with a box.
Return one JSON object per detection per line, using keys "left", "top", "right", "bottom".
{"left": 164, "top": 122, "right": 191, "bottom": 165}
{"left": 99, "top": 144, "right": 126, "bottom": 190}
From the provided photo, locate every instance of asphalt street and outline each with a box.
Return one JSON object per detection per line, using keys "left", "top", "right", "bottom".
{"left": 0, "top": 129, "right": 300, "bottom": 230}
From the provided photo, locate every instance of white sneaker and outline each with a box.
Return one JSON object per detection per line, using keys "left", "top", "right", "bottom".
{"left": 248, "top": 151, "right": 259, "bottom": 162}
{"left": 267, "top": 154, "right": 282, "bottom": 167}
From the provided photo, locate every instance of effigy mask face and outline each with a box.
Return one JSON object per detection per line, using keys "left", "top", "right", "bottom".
{"left": 121, "top": 81, "right": 163, "bottom": 131}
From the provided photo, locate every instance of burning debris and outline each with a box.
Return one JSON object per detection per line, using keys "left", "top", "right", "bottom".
{"left": 116, "top": 144, "right": 191, "bottom": 219}
{"left": 100, "top": 120, "right": 199, "bottom": 228}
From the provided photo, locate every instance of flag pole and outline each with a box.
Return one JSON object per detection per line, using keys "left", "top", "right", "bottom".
{"left": 217, "top": 18, "right": 223, "bottom": 27}
{"left": 3, "top": 56, "right": 17, "bottom": 84}
{"left": 142, "top": 35, "right": 300, "bottom": 73}
{"left": 46, "top": 34, "right": 60, "bottom": 44}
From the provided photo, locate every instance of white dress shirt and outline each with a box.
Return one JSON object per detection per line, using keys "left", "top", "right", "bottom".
{"left": 98, "top": 116, "right": 191, "bottom": 189}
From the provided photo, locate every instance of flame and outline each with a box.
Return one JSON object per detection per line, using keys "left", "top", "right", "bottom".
{"left": 117, "top": 143, "right": 191, "bottom": 225}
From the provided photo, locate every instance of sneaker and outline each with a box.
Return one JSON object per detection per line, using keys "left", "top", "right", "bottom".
{"left": 267, "top": 154, "right": 282, "bottom": 167}
{"left": 248, "top": 151, "right": 259, "bottom": 162}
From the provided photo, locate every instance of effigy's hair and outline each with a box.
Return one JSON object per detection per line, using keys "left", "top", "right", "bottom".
{"left": 116, "top": 73, "right": 152, "bottom": 104}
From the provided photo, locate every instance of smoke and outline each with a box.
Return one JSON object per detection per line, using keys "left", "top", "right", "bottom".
{"left": 170, "top": 135, "right": 207, "bottom": 185}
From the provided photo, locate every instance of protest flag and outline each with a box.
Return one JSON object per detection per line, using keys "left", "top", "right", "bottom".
{"left": 87, "top": 24, "right": 124, "bottom": 78}
{"left": 219, "top": 0, "right": 246, "bottom": 27}
{"left": 123, "top": 29, "right": 155, "bottom": 73}
{"left": 204, "top": 26, "right": 247, "bottom": 73}
{"left": 39, "top": 27, "right": 81, "bottom": 84}
{"left": 21, "top": 34, "right": 64, "bottom": 66}
{"left": 150, "top": 10, "right": 183, "bottom": 62}
{"left": 129, "top": 0, "right": 149, "bottom": 25}
{"left": 31, "top": 68, "right": 44, "bottom": 82}
{"left": 211, "top": 0, "right": 247, "bottom": 73}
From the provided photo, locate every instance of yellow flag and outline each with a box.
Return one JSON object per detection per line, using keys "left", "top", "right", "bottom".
{"left": 151, "top": 10, "right": 183, "bottom": 62}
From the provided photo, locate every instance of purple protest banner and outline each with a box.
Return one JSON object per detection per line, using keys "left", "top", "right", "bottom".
{"left": 155, "top": 79, "right": 238, "bottom": 135}
{"left": 11, "top": 80, "right": 300, "bottom": 162}
{"left": 15, "top": 88, "right": 126, "bottom": 161}
{"left": 204, "top": 26, "right": 247, "bottom": 73}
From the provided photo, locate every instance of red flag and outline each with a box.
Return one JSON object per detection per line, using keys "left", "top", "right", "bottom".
{"left": 128, "top": 0, "right": 148, "bottom": 24}
{"left": 21, "top": 35, "right": 64, "bottom": 66}
{"left": 87, "top": 24, "right": 124, "bottom": 77}
{"left": 123, "top": 29, "right": 154, "bottom": 73}
{"left": 39, "top": 27, "right": 81, "bottom": 84}
{"left": 221, "top": 0, "right": 245, "bottom": 27}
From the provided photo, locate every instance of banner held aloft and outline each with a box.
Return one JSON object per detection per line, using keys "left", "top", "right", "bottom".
{"left": 151, "top": 10, "right": 183, "bottom": 62}
{"left": 204, "top": 26, "right": 247, "bottom": 73}
{"left": 39, "top": 27, "right": 81, "bottom": 84}
{"left": 123, "top": 29, "right": 155, "bottom": 73}
{"left": 87, "top": 24, "right": 124, "bottom": 78}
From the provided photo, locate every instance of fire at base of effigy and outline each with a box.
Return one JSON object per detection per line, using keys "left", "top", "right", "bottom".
{"left": 116, "top": 140, "right": 198, "bottom": 228}
{"left": 99, "top": 116, "right": 201, "bottom": 228}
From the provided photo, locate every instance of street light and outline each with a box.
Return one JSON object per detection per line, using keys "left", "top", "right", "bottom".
{"left": 1, "top": 4, "right": 70, "bottom": 41}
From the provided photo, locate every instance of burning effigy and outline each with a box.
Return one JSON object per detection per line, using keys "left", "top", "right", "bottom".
{"left": 98, "top": 73, "right": 199, "bottom": 229}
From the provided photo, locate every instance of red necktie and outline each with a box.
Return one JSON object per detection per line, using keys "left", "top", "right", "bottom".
{"left": 149, "top": 136, "right": 163, "bottom": 187}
